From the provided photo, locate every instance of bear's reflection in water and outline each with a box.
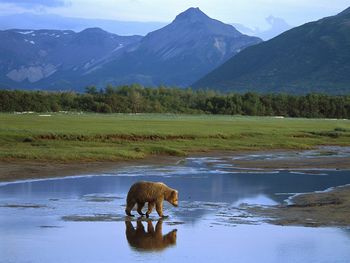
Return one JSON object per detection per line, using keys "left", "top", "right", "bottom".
{"left": 125, "top": 219, "right": 177, "bottom": 252}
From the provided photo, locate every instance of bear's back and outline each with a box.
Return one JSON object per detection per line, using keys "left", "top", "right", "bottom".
{"left": 127, "top": 181, "right": 168, "bottom": 202}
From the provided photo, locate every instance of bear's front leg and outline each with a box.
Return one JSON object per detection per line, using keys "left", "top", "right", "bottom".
{"left": 156, "top": 200, "right": 168, "bottom": 218}
{"left": 125, "top": 200, "right": 136, "bottom": 217}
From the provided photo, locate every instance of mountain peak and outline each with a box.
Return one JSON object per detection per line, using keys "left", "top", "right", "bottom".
{"left": 174, "top": 7, "right": 209, "bottom": 23}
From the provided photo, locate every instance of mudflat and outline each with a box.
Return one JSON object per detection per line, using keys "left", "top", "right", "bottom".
{"left": 2, "top": 148, "right": 350, "bottom": 182}
{"left": 1, "top": 147, "right": 350, "bottom": 182}
{"left": 249, "top": 185, "right": 350, "bottom": 227}
{"left": 0, "top": 155, "right": 179, "bottom": 182}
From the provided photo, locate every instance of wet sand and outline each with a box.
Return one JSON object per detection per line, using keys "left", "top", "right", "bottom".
{"left": 0, "top": 155, "right": 179, "bottom": 182}
{"left": 249, "top": 185, "right": 350, "bottom": 227}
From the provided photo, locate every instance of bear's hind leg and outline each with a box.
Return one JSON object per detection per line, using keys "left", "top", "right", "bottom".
{"left": 146, "top": 202, "right": 155, "bottom": 218}
{"left": 137, "top": 202, "right": 145, "bottom": 216}
{"left": 125, "top": 200, "right": 136, "bottom": 217}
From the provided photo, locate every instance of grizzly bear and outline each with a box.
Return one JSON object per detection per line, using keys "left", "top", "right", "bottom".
{"left": 125, "top": 219, "right": 177, "bottom": 251}
{"left": 125, "top": 181, "right": 178, "bottom": 218}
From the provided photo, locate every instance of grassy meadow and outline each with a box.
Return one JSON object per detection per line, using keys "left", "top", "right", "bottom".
{"left": 1, "top": 113, "right": 349, "bottom": 162}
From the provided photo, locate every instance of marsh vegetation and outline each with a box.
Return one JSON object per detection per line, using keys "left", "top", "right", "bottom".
{"left": 1, "top": 113, "right": 349, "bottom": 162}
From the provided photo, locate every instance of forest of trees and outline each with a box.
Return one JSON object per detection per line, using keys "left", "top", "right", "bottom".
{"left": 1, "top": 85, "right": 349, "bottom": 118}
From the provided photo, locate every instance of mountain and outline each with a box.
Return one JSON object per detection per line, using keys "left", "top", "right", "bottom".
{"left": 0, "top": 8, "right": 261, "bottom": 91}
{"left": 0, "top": 13, "right": 166, "bottom": 36}
{"left": 193, "top": 7, "right": 350, "bottom": 94}
{"left": 82, "top": 7, "right": 262, "bottom": 88}
{"left": 0, "top": 28, "right": 142, "bottom": 90}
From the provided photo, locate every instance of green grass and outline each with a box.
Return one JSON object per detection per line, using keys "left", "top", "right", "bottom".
{"left": 1, "top": 113, "right": 349, "bottom": 162}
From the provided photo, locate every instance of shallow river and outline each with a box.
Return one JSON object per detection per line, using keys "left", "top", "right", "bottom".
{"left": 1, "top": 151, "right": 350, "bottom": 263}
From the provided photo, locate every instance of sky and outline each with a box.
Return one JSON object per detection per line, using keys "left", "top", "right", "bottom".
{"left": 0, "top": 0, "right": 349, "bottom": 29}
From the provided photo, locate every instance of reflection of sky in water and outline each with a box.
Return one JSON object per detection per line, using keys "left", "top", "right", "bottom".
{"left": 1, "top": 151, "right": 350, "bottom": 262}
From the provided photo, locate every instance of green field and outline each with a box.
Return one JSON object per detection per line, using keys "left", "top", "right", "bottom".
{"left": 1, "top": 113, "right": 349, "bottom": 162}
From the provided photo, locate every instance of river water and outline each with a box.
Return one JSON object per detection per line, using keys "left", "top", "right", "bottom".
{"left": 1, "top": 150, "right": 350, "bottom": 263}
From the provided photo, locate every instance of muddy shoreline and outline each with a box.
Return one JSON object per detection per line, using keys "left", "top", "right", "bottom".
{"left": 1, "top": 148, "right": 350, "bottom": 182}
{"left": 0, "top": 155, "right": 180, "bottom": 182}
{"left": 248, "top": 184, "right": 350, "bottom": 227}
{"left": 1, "top": 148, "right": 350, "bottom": 227}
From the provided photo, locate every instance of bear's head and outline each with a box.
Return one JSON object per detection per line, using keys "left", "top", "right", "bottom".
{"left": 167, "top": 190, "right": 178, "bottom": 207}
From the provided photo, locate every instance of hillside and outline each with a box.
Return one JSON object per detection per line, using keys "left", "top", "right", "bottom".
{"left": 0, "top": 8, "right": 261, "bottom": 91}
{"left": 82, "top": 7, "right": 262, "bottom": 87}
{"left": 0, "top": 28, "right": 141, "bottom": 90}
{"left": 193, "top": 7, "right": 350, "bottom": 94}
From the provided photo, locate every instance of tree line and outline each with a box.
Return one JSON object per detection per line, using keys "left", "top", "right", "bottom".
{"left": 0, "top": 85, "right": 349, "bottom": 118}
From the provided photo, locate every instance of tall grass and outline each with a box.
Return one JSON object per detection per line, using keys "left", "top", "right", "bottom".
{"left": 1, "top": 113, "right": 349, "bottom": 161}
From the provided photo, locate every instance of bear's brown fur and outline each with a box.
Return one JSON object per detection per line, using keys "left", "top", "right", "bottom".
{"left": 125, "top": 181, "right": 178, "bottom": 218}
{"left": 125, "top": 219, "right": 177, "bottom": 251}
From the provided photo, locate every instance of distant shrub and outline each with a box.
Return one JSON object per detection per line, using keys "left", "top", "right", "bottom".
{"left": 23, "top": 137, "right": 34, "bottom": 143}
{"left": 334, "top": 127, "right": 349, "bottom": 132}
{"left": 0, "top": 87, "right": 349, "bottom": 119}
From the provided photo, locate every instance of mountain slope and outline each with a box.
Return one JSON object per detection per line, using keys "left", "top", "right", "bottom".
{"left": 84, "top": 7, "right": 262, "bottom": 87}
{"left": 193, "top": 7, "right": 350, "bottom": 94}
{"left": 0, "top": 8, "right": 261, "bottom": 91}
{"left": 0, "top": 28, "right": 142, "bottom": 90}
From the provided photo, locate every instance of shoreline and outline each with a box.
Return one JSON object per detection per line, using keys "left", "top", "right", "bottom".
{"left": 1, "top": 147, "right": 350, "bottom": 227}
{"left": 0, "top": 155, "right": 181, "bottom": 182}
{"left": 1, "top": 147, "right": 349, "bottom": 182}
{"left": 248, "top": 184, "right": 350, "bottom": 227}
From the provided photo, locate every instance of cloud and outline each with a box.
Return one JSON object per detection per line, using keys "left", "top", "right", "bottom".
{"left": 233, "top": 16, "right": 292, "bottom": 40}
{"left": 0, "top": 0, "right": 69, "bottom": 8}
